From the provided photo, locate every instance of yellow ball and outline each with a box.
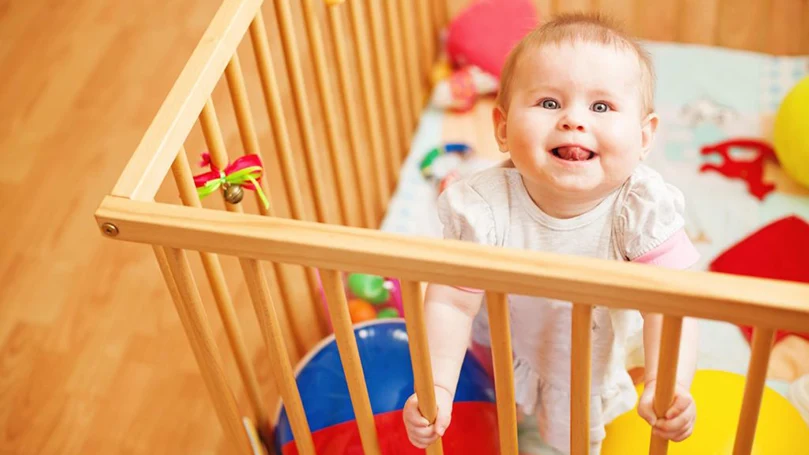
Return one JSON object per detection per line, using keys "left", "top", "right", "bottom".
{"left": 773, "top": 76, "right": 809, "bottom": 190}
{"left": 601, "top": 370, "right": 809, "bottom": 454}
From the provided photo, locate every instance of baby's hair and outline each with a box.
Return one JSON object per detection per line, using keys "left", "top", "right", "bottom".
{"left": 495, "top": 12, "right": 656, "bottom": 116}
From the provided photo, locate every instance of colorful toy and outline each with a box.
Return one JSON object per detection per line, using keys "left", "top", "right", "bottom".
{"left": 601, "top": 370, "right": 809, "bottom": 454}
{"left": 429, "top": 64, "right": 499, "bottom": 112}
{"left": 193, "top": 152, "right": 270, "bottom": 209}
{"left": 699, "top": 138, "right": 778, "bottom": 200}
{"left": 708, "top": 215, "right": 809, "bottom": 345}
{"left": 419, "top": 142, "right": 472, "bottom": 193}
{"left": 429, "top": 0, "right": 539, "bottom": 112}
{"left": 773, "top": 76, "right": 809, "bottom": 190}
{"left": 318, "top": 272, "right": 404, "bottom": 327}
{"left": 273, "top": 319, "right": 499, "bottom": 455}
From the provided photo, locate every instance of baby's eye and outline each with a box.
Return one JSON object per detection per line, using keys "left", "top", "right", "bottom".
{"left": 540, "top": 99, "right": 559, "bottom": 109}
{"left": 592, "top": 102, "right": 610, "bottom": 113}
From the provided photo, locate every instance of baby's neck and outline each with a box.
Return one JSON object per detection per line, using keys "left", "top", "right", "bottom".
{"left": 523, "top": 181, "right": 608, "bottom": 219}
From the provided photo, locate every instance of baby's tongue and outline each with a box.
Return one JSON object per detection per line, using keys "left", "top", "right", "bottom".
{"left": 557, "top": 146, "right": 590, "bottom": 161}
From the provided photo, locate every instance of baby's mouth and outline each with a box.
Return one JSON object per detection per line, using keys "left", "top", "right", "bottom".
{"left": 551, "top": 146, "right": 596, "bottom": 161}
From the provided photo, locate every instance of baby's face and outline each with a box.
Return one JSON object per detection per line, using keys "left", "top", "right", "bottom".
{"left": 495, "top": 40, "right": 657, "bottom": 200}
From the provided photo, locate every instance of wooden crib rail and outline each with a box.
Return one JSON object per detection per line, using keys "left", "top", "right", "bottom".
{"left": 95, "top": 196, "right": 809, "bottom": 334}
{"left": 97, "top": 195, "right": 809, "bottom": 454}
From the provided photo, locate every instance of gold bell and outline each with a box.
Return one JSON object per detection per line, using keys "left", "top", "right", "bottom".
{"left": 223, "top": 184, "right": 244, "bottom": 204}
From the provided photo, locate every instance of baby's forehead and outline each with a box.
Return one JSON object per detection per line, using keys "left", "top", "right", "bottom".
{"left": 515, "top": 41, "right": 644, "bottom": 87}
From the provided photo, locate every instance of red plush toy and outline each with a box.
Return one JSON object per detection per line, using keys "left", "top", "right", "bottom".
{"left": 708, "top": 215, "right": 809, "bottom": 345}
{"left": 430, "top": 0, "right": 539, "bottom": 112}
{"left": 445, "top": 0, "right": 539, "bottom": 79}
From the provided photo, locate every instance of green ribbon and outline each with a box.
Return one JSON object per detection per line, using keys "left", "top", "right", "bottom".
{"left": 197, "top": 166, "right": 270, "bottom": 209}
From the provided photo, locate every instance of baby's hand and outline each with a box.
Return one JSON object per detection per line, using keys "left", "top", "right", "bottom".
{"left": 637, "top": 379, "right": 696, "bottom": 441}
{"left": 402, "top": 386, "right": 453, "bottom": 448}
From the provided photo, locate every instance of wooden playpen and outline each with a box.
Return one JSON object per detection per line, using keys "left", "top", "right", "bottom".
{"left": 94, "top": 0, "right": 809, "bottom": 453}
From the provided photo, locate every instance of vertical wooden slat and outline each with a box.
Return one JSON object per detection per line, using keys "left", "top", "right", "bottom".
{"left": 247, "top": 13, "right": 331, "bottom": 338}
{"left": 649, "top": 315, "right": 684, "bottom": 455}
{"left": 770, "top": 0, "right": 806, "bottom": 55}
{"left": 678, "top": 0, "right": 720, "bottom": 46}
{"left": 325, "top": 3, "right": 376, "bottom": 228}
{"left": 555, "top": 0, "right": 594, "bottom": 15}
{"left": 347, "top": 0, "right": 391, "bottom": 215}
{"left": 804, "top": 0, "right": 809, "bottom": 54}
{"left": 717, "top": 0, "right": 771, "bottom": 53}
{"left": 198, "top": 99, "right": 316, "bottom": 454}
{"left": 485, "top": 292, "right": 519, "bottom": 455}
{"left": 431, "top": 0, "right": 446, "bottom": 40}
{"left": 400, "top": 280, "right": 445, "bottom": 455}
{"left": 273, "top": 0, "right": 336, "bottom": 224}
{"left": 249, "top": 11, "right": 307, "bottom": 222}
{"left": 385, "top": 0, "right": 416, "bottom": 153}
{"left": 733, "top": 327, "right": 776, "bottom": 454}
{"left": 154, "top": 246, "right": 254, "bottom": 455}
{"left": 170, "top": 148, "right": 268, "bottom": 432}
{"left": 416, "top": 0, "right": 434, "bottom": 76}
{"left": 571, "top": 303, "right": 593, "bottom": 455}
{"left": 637, "top": 0, "right": 680, "bottom": 43}
{"left": 320, "top": 270, "right": 382, "bottom": 454}
{"left": 367, "top": 0, "right": 403, "bottom": 188}
{"left": 400, "top": 0, "right": 424, "bottom": 123}
{"left": 200, "top": 98, "right": 321, "bottom": 353}
{"left": 596, "top": 0, "right": 637, "bottom": 33}
{"left": 299, "top": 0, "right": 360, "bottom": 227}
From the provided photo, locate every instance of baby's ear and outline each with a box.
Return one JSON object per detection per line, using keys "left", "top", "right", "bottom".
{"left": 492, "top": 104, "right": 509, "bottom": 153}
{"left": 640, "top": 112, "right": 659, "bottom": 160}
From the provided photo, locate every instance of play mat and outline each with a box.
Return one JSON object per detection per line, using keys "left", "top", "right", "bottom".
{"left": 379, "top": 41, "right": 809, "bottom": 423}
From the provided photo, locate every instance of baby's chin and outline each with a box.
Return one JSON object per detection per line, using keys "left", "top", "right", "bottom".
{"left": 526, "top": 168, "right": 623, "bottom": 199}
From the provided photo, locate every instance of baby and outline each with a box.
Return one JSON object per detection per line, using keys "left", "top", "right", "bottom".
{"left": 403, "top": 13, "right": 700, "bottom": 455}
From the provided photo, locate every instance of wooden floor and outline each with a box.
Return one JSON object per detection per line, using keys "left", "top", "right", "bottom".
{"left": 0, "top": 1, "right": 280, "bottom": 453}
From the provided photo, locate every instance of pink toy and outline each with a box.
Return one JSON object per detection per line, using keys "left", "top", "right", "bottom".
{"left": 445, "top": 0, "right": 539, "bottom": 80}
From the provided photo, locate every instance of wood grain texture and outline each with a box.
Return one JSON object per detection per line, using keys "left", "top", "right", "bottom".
{"left": 400, "top": 280, "right": 444, "bottom": 455}
{"left": 320, "top": 270, "right": 382, "bottom": 455}
{"left": 273, "top": 0, "right": 336, "bottom": 225}
{"left": 650, "top": 316, "right": 683, "bottom": 455}
{"left": 0, "top": 2, "right": 290, "bottom": 453}
{"left": 485, "top": 292, "right": 519, "bottom": 455}
{"left": 325, "top": 4, "right": 377, "bottom": 228}
{"left": 555, "top": 0, "right": 595, "bottom": 15}
{"left": 637, "top": 0, "right": 680, "bottom": 43}
{"left": 347, "top": 0, "right": 391, "bottom": 217}
{"left": 367, "top": 0, "right": 403, "bottom": 191}
{"left": 733, "top": 328, "right": 776, "bottom": 454}
{"left": 95, "top": 197, "right": 809, "bottom": 333}
{"left": 448, "top": 0, "right": 809, "bottom": 54}
{"left": 298, "top": 0, "right": 359, "bottom": 227}
{"left": 716, "top": 0, "right": 772, "bottom": 53}
{"left": 678, "top": 0, "right": 720, "bottom": 46}
{"left": 570, "top": 304, "right": 592, "bottom": 455}
{"left": 770, "top": 0, "right": 806, "bottom": 55}
{"left": 170, "top": 149, "right": 268, "bottom": 431}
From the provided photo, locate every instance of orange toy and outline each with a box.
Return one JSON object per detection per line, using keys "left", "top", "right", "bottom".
{"left": 348, "top": 299, "right": 377, "bottom": 323}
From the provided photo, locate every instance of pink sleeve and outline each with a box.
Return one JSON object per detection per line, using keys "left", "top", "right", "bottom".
{"left": 631, "top": 229, "right": 700, "bottom": 269}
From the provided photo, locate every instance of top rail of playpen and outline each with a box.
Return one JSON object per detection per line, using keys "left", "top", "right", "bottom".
{"left": 112, "top": 0, "right": 262, "bottom": 201}
{"left": 95, "top": 195, "right": 809, "bottom": 333}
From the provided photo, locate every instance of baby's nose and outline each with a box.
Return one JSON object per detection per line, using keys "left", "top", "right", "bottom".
{"left": 559, "top": 117, "right": 586, "bottom": 132}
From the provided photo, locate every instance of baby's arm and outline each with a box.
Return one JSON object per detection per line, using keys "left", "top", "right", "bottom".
{"left": 424, "top": 283, "right": 485, "bottom": 394}
{"left": 403, "top": 282, "right": 484, "bottom": 448}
